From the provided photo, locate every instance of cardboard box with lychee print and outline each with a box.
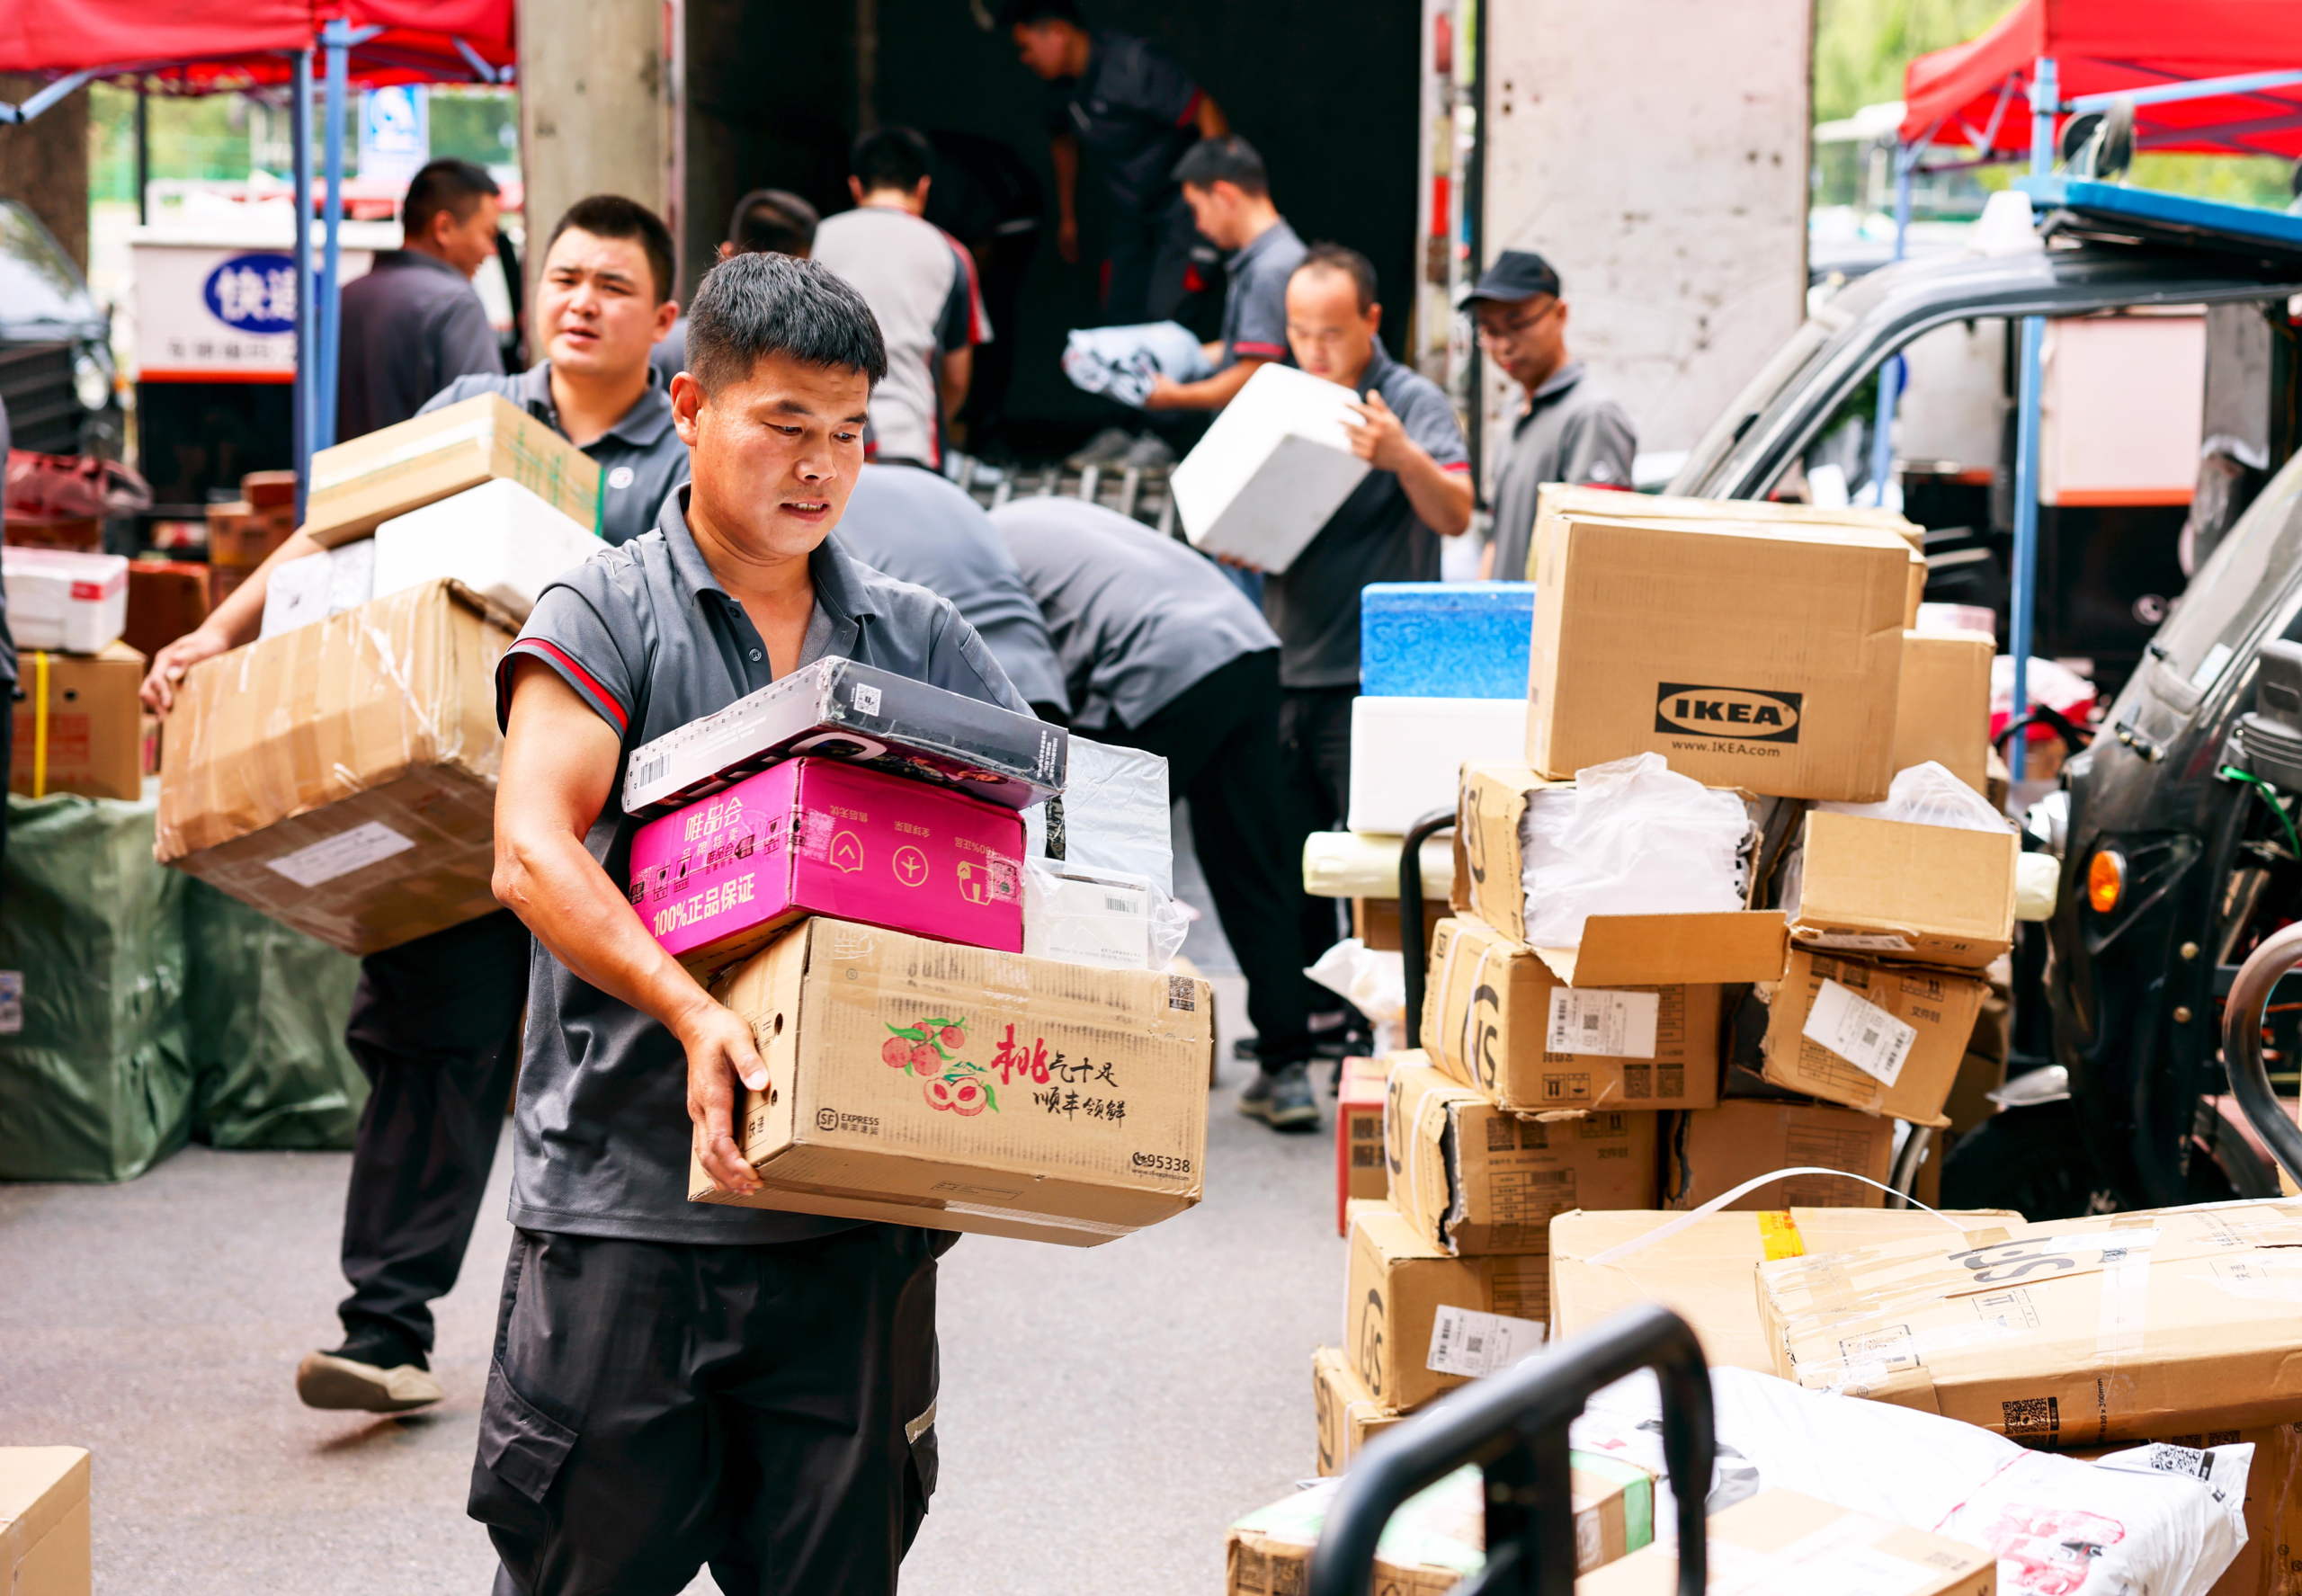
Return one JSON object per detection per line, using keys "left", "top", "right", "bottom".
{"left": 690, "top": 915, "right": 1213, "bottom": 1245}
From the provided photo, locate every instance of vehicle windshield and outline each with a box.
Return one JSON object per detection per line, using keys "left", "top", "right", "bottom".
{"left": 0, "top": 201, "right": 98, "bottom": 336}
{"left": 1671, "top": 299, "right": 1853, "bottom": 492}
{"left": 2148, "top": 449, "right": 2302, "bottom": 697}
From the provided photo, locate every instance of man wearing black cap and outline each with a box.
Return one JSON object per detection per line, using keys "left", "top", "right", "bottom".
{"left": 1468, "top": 251, "right": 1636, "bottom": 584}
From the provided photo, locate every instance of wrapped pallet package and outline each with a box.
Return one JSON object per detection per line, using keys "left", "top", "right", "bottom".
{"left": 0, "top": 793, "right": 192, "bottom": 1180}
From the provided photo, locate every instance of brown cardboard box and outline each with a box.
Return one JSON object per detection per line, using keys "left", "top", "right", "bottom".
{"left": 1760, "top": 950, "right": 1990, "bottom": 1126}
{"left": 1313, "top": 1344, "right": 1404, "bottom": 1476}
{"left": 1530, "top": 484, "right": 1923, "bottom": 561}
{"left": 1789, "top": 810, "right": 2017, "bottom": 970}
{"left": 1456, "top": 762, "right": 1787, "bottom": 985}
{"left": 10, "top": 642, "right": 147, "bottom": 800}
{"left": 240, "top": 468, "right": 298, "bottom": 509}
{"left": 1895, "top": 631, "right": 1994, "bottom": 793}
{"left": 689, "top": 917, "right": 1212, "bottom": 1246}
{"left": 1353, "top": 894, "right": 1444, "bottom": 954}
{"left": 1548, "top": 1206, "right": 2021, "bottom": 1371}
{"left": 1760, "top": 1203, "right": 2302, "bottom": 1445}
{"left": 1337, "top": 1054, "right": 1390, "bottom": 1235}
{"left": 1664, "top": 1099, "right": 1896, "bottom": 1211}
{"left": 124, "top": 558, "right": 210, "bottom": 661}
{"left": 3, "top": 517, "right": 101, "bottom": 551}
{"left": 304, "top": 394, "right": 602, "bottom": 548}
{"left": 205, "top": 501, "right": 293, "bottom": 568}
{"left": 0, "top": 1447, "right": 91, "bottom": 1596}
{"left": 1579, "top": 1489, "right": 1995, "bottom": 1596}
{"left": 1523, "top": 508, "right": 1910, "bottom": 800}
{"left": 1345, "top": 1199, "right": 1548, "bottom": 1411}
{"left": 155, "top": 579, "right": 513, "bottom": 955}
{"left": 1423, "top": 915, "right": 1721, "bottom": 1113}
{"left": 1387, "top": 1060, "right": 1656, "bottom": 1254}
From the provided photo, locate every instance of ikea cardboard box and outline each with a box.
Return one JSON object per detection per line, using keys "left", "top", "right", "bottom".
{"left": 155, "top": 579, "right": 513, "bottom": 955}
{"left": 10, "top": 642, "right": 145, "bottom": 800}
{"left": 1760, "top": 950, "right": 1990, "bottom": 1127}
{"left": 1579, "top": 1489, "right": 1994, "bottom": 1596}
{"left": 1455, "top": 762, "right": 1786, "bottom": 985}
{"left": 1548, "top": 1206, "right": 2021, "bottom": 1371}
{"left": 689, "top": 917, "right": 1212, "bottom": 1246}
{"left": 0, "top": 1448, "right": 90, "bottom": 1596}
{"left": 1423, "top": 915, "right": 1722, "bottom": 1113}
{"left": 1789, "top": 810, "right": 2017, "bottom": 970}
{"left": 1663, "top": 1099, "right": 1896, "bottom": 1211}
{"left": 1760, "top": 1203, "right": 2302, "bottom": 1445}
{"left": 1337, "top": 1054, "right": 1391, "bottom": 1235}
{"left": 1387, "top": 1060, "right": 1656, "bottom": 1254}
{"left": 1894, "top": 631, "right": 1994, "bottom": 794}
{"left": 1313, "top": 1344, "right": 1404, "bottom": 1476}
{"left": 1170, "top": 363, "right": 1370, "bottom": 574}
{"left": 1345, "top": 1199, "right": 1549, "bottom": 1411}
{"left": 302, "top": 393, "right": 602, "bottom": 548}
{"left": 1523, "top": 510, "right": 1910, "bottom": 800}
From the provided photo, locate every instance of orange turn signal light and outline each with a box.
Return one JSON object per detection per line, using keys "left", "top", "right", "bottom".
{"left": 2086, "top": 849, "right": 2127, "bottom": 914}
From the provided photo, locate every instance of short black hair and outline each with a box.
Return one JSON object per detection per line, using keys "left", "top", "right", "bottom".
{"left": 1294, "top": 242, "right": 1378, "bottom": 314}
{"left": 1003, "top": 0, "right": 1083, "bottom": 27}
{"left": 1172, "top": 135, "right": 1268, "bottom": 198}
{"left": 402, "top": 158, "right": 499, "bottom": 240}
{"left": 727, "top": 188, "right": 820, "bottom": 256}
{"left": 852, "top": 127, "right": 932, "bottom": 195}
{"left": 549, "top": 194, "right": 678, "bottom": 304}
{"left": 686, "top": 251, "right": 888, "bottom": 396}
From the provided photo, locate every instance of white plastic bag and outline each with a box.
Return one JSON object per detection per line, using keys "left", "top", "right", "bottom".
{"left": 1059, "top": 321, "right": 1213, "bottom": 408}
{"left": 1573, "top": 1367, "right": 2246, "bottom": 1596}
{"left": 1057, "top": 736, "right": 1174, "bottom": 896}
{"left": 1518, "top": 753, "right": 1752, "bottom": 948}
{"left": 1022, "top": 858, "right": 1191, "bottom": 972}
{"left": 1816, "top": 759, "right": 2008, "bottom": 834}
{"left": 1305, "top": 937, "right": 1404, "bottom": 1028}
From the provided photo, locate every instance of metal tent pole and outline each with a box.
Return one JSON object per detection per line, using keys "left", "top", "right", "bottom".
{"left": 1866, "top": 146, "right": 1916, "bottom": 507}
{"left": 2009, "top": 55, "right": 2057, "bottom": 784}
{"left": 292, "top": 49, "right": 315, "bottom": 521}
{"left": 316, "top": 19, "right": 352, "bottom": 451}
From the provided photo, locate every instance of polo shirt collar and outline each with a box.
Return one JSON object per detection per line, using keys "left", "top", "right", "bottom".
{"left": 512, "top": 360, "right": 676, "bottom": 449}
{"left": 1530, "top": 359, "right": 1587, "bottom": 404}
{"left": 1226, "top": 217, "right": 1293, "bottom": 273}
{"left": 655, "top": 486, "right": 884, "bottom": 626}
{"left": 381, "top": 248, "right": 468, "bottom": 282}
{"left": 1351, "top": 341, "right": 1399, "bottom": 400}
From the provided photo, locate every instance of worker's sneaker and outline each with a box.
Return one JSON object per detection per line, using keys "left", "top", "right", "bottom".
{"left": 1238, "top": 1061, "right": 1319, "bottom": 1131}
{"left": 1118, "top": 432, "right": 1176, "bottom": 470}
{"left": 295, "top": 1331, "right": 442, "bottom": 1413}
{"left": 1065, "top": 427, "right": 1138, "bottom": 468}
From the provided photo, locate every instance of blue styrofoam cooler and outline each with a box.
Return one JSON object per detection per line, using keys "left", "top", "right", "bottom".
{"left": 1360, "top": 582, "right": 1536, "bottom": 699}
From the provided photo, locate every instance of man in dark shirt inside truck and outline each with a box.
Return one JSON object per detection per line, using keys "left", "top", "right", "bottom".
{"left": 478, "top": 251, "right": 1025, "bottom": 1594}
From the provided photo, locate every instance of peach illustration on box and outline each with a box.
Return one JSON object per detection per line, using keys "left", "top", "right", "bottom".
{"left": 883, "top": 1015, "right": 997, "bottom": 1114}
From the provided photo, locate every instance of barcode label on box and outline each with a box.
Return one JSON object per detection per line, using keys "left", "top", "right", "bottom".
{"left": 630, "top": 754, "right": 667, "bottom": 789}
{"left": 1426, "top": 1305, "right": 1547, "bottom": 1378}
{"left": 1806, "top": 931, "right": 1915, "bottom": 953}
{"left": 1802, "top": 978, "right": 1917, "bottom": 1086}
{"left": 1545, "top": 988, "right": 1659, "bottom": 1059}
{"left": 263, "top": 821, "right": 417, "bottom": 888}
{"left": 0, "top": 971, "right": 20, "bottom": 1035}
{"left": 851, "top": 683, "right": 882, "bottom": 715}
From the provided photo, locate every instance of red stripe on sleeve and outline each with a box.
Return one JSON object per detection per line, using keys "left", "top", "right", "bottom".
{"left": 1231, "top": 341, "right": 1288, "bottom": 359}
{"left": 1175, "top": 87, "right": 1205, "bottom": 129}
{"left": 1441, "top": 460, "right": 1472, "bottom": 474}
{"left": 512, "top": 638, "right": 629, "bottom": 733}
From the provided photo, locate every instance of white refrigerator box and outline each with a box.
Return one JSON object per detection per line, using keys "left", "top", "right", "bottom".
{"left": 2, "top": 548, "right": 129, "bottom": 653}
{"left": 1170, "top": 364, "right": 1369, "bottom": 573}
{"left": 372, "top": 477, "right": 602, "bottom": 621}
{"left": 259, "top": 540, "right": 377, "bottom": 638}
{"left": 1346, "top": 695, "right": 1528, "bottom": 834}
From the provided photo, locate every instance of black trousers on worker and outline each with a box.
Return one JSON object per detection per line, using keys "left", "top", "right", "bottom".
{"left": 1098, "top": 649, "right": 1316, "bottom": 1065}
{"left": 1280, "top": 683, "right": 1358, "bottom": 980}
{"left": 1104, "top": 192, "right": 1202, "bottom": 325}
{"left": 470, "top": 1223, "right": 944, "bottom": 1596}
{"left": 337, "top": 907, "right": 531, "bottom": 1358}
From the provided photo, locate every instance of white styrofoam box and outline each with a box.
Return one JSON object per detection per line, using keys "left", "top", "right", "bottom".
{"left": 2, "top": 547, "right": 129, "bottom": 653}
{"left": 372, "top": 477, "right": 602, "bottom": 620}
{"left": 259, "top": 540, "right": 377, "bottom": 638}
{"left": 2041, "top": 311, "right": 2205, "bottom": 505}
{"left": 1346, "top": 695, "right": 1528, "bottom": 834}
{"left": 1169, "top": 363, "right": 1370, "bottom": 574}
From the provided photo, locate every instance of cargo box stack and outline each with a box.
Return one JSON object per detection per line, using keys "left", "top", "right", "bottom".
{"left": 4, "top": 546, "right": 145, "bottom": 803}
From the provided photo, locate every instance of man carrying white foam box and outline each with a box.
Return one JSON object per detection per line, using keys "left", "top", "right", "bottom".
{"left": 138, "top": 195, "right": 697, "bottom": 1421}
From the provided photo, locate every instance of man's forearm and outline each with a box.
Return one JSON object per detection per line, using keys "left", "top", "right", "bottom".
{"left": 1147, "top": 357, "right": 1263, "bottom": 413}
{"left": 201, "top": 526, "right": 327, "bottom": 646}
{"left": 940, "top": 347, "right": 974, "bottom": 420}
{"left": 1399, "top": 452, "right": 1475, "bottom": 537}
{"left": 1052, "top": 138, "right": 1079, "bottom": 223}
{"left": 496, "top": 825, "right": 718, "bottom": 1040}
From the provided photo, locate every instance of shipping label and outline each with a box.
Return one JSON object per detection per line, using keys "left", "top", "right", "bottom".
{"left": 1805, "top": 931, "right": 1915, "bottom": 954}
{"left": 1426, "top": 1305, "right": 1546, "bottom": 1378}
{"left": 1545, "top": 987, "right": 1660, "bottom": 1059}
{"left": 263, "top": 820, "right": 416, "bottom": 887}
{"left": 1802, "top": 978, "right": 1917, "bottom": 1086}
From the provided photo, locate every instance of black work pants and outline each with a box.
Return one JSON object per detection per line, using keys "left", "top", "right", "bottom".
{"left": 470, "top": 1223, "right": 943, "bottom": 1596}
{"left": 1099, "top": 649, "right": 1315, "bottom": 1065}
{"left": 1105, "top": 192, "right": 1201, "bottom": 325}
{"left": 338, "top": 907, "right": 531, "bottom": 1356}
{"left": 1279, "top": 684, "right": 1357, "bottom": 982}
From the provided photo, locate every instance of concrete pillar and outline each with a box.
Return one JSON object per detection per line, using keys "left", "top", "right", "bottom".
{"left": 515, "top": 0, "right": 674, "bottom": 298}
{"left": 0, "top": 75, "right": 92, "bottom": 272}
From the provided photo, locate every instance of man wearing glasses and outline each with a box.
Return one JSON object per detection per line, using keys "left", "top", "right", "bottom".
{"left": 1468, "top": 251, "right": 1637, "bottom": 583}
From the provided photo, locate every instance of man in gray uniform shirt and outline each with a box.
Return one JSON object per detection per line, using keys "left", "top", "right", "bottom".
{"left": 335, "top": 158, "right": 504, "bottom": 440}
{"left": 1146, "top": 134, "right": 1303, "bottom": 415}
{"left": 993, "top": 495, "right": 1320, "bottom": 1126}
{"left": 833, "top": 462, "right": 1069, "bottom": 720}
{"left": 1468, "top": 250, "right": 1637, "bottom": 584}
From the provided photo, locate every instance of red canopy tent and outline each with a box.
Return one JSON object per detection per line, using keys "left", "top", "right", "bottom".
{"left": 1898, "top": 0, "right": 2302, "bottom": 157}
{"left": 0, "top": 1, "right": 513, "bottom": 90}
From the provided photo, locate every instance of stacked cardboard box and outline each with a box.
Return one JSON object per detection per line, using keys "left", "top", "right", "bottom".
{"left": 204, "top": 474, "right": 297, "bottom": 608}
{"left": 4, "top": 547, "right": 144, "bottom": 802}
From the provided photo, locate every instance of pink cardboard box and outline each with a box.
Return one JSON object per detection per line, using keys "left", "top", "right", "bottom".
{"left": 629, "top": 757, "right": 1025, "bottom": 974}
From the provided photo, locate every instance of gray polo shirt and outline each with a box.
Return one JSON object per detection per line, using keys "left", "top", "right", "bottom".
{"left": 1218, "top": 218, "right": 1304, "bottom": 369}
{"left": 991, "top": 495, "right": 1278, "bottom": 731}
{"left": 336, "top": 249, "right": 504, "bottom": 441}
{"left": 1260, "top": 344, "right": 1470, "bottom": 689}
{"left": 1485, "top": 360, "right": 1637, "bottom": 584}
{"left": 831, "top": 465, "right": 1069, "bottom": 716}
{"left": 1041, "top": 30, "right": 1204, "bottom": 217}
{"left": 496, "top": 486, "right": 1028, "bottom": 1244}
{"left": 422, "top": 361, "right": 690, "bottom": 547}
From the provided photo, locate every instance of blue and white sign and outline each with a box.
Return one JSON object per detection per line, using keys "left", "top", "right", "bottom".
{"left": 360, "top": 86, "right": 430, "bottom": 187}
{"left": 201, "top": 252, "right": 297, "bottom": 335}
